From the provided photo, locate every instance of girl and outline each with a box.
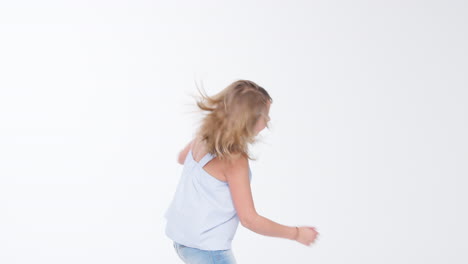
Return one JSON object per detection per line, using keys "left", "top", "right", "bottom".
{"left": 164, "top": 80, "right": 319, "bottom": 263}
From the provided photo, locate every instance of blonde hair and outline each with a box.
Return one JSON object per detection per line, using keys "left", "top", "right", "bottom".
{"left": 194, "top": 79, "right": 273, "bottom": 161}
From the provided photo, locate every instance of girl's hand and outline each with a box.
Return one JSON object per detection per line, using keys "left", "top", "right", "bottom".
{"left": 295, "top": 226, "right": 319, "bottom": 246}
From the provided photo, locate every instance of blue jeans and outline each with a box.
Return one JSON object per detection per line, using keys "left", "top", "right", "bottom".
{"left": 172, "top": 241, "right": 237, "bottom": 264}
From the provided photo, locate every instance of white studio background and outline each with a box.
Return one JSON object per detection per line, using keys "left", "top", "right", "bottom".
{"left": 0, "top": 1, "right": 467, "bottom": 263}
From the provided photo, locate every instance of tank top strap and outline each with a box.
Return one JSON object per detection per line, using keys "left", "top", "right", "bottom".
{"left": 198, "top": 152, "right": 215, "bottom": 167}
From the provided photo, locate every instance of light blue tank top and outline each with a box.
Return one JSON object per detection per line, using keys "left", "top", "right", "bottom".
{"left": 164, "top": 149, "right": 252, "bottom": 250}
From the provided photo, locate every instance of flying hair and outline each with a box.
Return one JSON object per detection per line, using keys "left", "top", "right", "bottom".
{"left": 193, "top": 79, "right": 273, "bottom": 161}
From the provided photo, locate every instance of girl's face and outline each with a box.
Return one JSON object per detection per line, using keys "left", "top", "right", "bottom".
{"left": 254, "top": 101, "right": 271, "bottom": 135}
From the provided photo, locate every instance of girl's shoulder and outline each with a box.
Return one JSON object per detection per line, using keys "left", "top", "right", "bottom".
{"left": 222, "top": 153, "right": 249, "bottom": 177}
{"left": 191, "top": 135, "right": 249, "bottom": 170}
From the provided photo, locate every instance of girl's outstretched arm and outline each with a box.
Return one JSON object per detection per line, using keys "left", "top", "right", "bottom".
{"left": 225, "top": 156, "right": 297, "bottom": 241}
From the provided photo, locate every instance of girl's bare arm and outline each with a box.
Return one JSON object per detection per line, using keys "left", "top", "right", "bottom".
{"left": 225, "top": 156, "right": 297, "bottom": 240}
